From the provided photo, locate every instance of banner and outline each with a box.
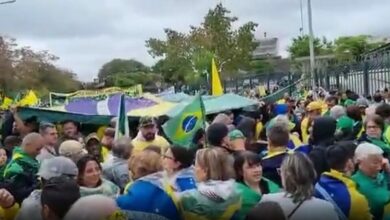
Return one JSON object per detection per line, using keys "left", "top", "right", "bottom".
{"left": 49, "top": 85, "right": 143, "bottom": 107}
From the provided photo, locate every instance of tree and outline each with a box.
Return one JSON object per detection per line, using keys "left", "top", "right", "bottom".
{"left": 249, "top": 60, "right": 274, "bottom": 74}
{"left": 288, "top": 35, "right": 334, "bottom": 59}
{"left": 97, "top": 58, "right": 158, "bottom": 87}
{"left": 146, "top": 3, "right": 258, "bottom": 87}
{"left": 97, "top": 59, "right": 150, "bottom": 85}
{"left": 0, "top": 36, "right": 81, "bottom": 97}
{"left": 288, "top": 35, "right": 385, "bottom": 62}
{"left": 0, "top": 37, "right": 17, "bottom": 93}
{"left": 334, "top": 35, "right": 384, "bottom": 61}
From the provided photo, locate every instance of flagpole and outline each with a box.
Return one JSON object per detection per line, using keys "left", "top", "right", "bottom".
{"left": 199, "top": 95, "right": 208, "bottom": 148}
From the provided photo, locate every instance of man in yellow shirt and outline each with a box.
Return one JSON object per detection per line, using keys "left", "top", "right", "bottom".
{"left": 301, "top": 101, "right": 323, "bottom": 144}
{"left": 101, "top": 128, "right": 115, "bottom": 162}
{"left": 132, "top": 117, "right": 170, "bottom": 154}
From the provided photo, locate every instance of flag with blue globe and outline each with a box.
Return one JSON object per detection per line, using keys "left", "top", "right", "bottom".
{"left": 163, "top": 95, "right": 205, "bottom": 148}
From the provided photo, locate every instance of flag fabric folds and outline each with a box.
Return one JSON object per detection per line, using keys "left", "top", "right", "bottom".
{"left": 211, "top": 58, "right": 223, "bottom": 96}
{"left": 0, "top": 97, "right": 13, "bottom": 110}
{"left": 162, "top": 94, "right": 205, "bottom": 147}
{"left": 114, "top": 94, "right": 130, "bottom": 140}
{"left": 18, "top": 90, "right": 39, "bottom": 107}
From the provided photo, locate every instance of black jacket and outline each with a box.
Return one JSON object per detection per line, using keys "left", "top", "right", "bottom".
{"left": 308, "top": 117, "right": 336, "bottom": 178}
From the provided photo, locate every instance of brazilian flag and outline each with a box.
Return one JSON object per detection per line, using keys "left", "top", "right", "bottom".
{"left": 163, "top": 94, "right": 205, "bottom": 148}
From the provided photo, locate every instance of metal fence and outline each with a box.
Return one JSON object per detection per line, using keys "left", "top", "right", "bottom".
{"left": 315, "top": 54, "right": 390, "bottom": 96}
{"left": 223, "top": 72, "right": 300, "bottom": 94}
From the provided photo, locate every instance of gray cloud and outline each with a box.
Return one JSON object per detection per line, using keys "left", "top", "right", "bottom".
{"left": 1, "top": 0, "right": 389, "bottom": 81}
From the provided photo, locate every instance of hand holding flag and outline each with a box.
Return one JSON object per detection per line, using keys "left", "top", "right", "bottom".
{"left": 163, "top": 95, "right": 205, "bottom": 148}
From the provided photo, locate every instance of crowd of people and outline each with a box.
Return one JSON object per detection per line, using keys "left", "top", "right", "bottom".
{"left": 0, "top": 88, "right": 389, "bottom": 220}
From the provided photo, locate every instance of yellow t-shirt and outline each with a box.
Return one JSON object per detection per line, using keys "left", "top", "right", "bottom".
{"left": 255, "top": 122, "right": 264, "bottom": 141}
{"left": 0, "top": 203, "right": 19, "bottom": 220}
{"left": 97, "top": 126, "right": 108, "bottom": 140}
{"left": 101, "top": 146, "right": 111, "bottom": 162}
{"left": 290, "top": 133, "right": 303, "bottom": 149}
{"left": 132, "top": 135, "right": 170, "bottom": 155}
{"left": 301, "top": 117, "right": 309, "bottom": 144}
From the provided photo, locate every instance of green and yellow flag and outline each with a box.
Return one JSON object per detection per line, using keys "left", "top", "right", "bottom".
{"left": 162, "top": 94, "right": 205, "bottom": 147}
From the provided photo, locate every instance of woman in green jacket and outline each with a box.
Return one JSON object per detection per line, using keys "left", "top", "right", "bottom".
{"left": 233, "top": 151, "right": 280, "bottom": 220}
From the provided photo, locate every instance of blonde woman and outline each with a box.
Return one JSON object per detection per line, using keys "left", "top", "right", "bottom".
{"left": 260, "top": 152, "right": 338, "bottom": 220}
{"left": 180, "top": 147, "right": 241, "bottom": 220}
{"left": 117, "top": 149, "right": 182, "bottom": 220}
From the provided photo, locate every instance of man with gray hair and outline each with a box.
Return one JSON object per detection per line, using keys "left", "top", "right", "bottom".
{"left": 330, "top": 105, "right": 346, "bottom": 120}
{"left": 268, "top": 115, "right": 302, "bottom": 150}
{"left": 2, "top": 133, "right": 44, "bottom": 203}
{"left": 64, "top": 195, "right": 126, "bottom": 220}
{"left": 37, "top": 122, "right": 59, "bottom": 162}
{"left": 58, "top": 140, "right": 87, "bottom": 164}
{"left": 102, "top": 137, "right": 133, "bottom": 192}
{"left": 352, "top": 142, "right": 390, "bottom": 220}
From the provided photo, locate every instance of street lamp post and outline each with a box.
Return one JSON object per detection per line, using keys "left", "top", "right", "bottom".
{"left": 0, "top": 0, "right": 16, "bottom": 4}
{"left": 307, "top": 0, "right": 316, "bottom": 91}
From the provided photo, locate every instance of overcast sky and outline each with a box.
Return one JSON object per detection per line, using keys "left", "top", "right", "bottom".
{"left": 1, "top": 0, "right": 389, "bottom": 81}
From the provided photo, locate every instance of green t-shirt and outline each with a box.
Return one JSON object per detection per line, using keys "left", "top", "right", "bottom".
{"left": 352, "top": 170, "right": 390, "bottom": 220}
{"left": 234, "top": 178, "right": 280, "bottom": 220}
{"left": 384, "top": 124, "right": 390, "bottom": 145}
{"left": 344, "top": 99, "right": 356, "bottom": 107}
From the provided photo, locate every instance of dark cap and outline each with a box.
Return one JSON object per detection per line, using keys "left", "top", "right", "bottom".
{"left": 139, "top": 116, "right": 156, "bottom": 128}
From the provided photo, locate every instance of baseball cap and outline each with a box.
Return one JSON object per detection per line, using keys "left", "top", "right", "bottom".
{"left": 38, "top": 156, "right": 78, "bottom": 180}
{"left": 356, "top": 98, "right": 369, "bottom": 108}
{"left": 139, "top": 116, "right": 156, "bottom": 127}
{"left": 273, "top": 104, "right": 288, "bottom": 115}
{"left": 307, "top": 101, "right": 322, "bottom": 112}
{"left": 228, "top": 129, "right": 245, "bottom": 141}
{"left": 59, "top": 140, "right": 87, "bottom": 158}
{"left": 85, "top": 133, "right": 100, "bottom": 144}
{"left": 337, "top": 115, "right": 354, "bottom": 131}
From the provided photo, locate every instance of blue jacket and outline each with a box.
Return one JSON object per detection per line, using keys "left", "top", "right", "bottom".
{"left": 293, "top": 144, "right": 312, "bottom": 155}
{"left": 117, "top": 169, "right": 196, "bottom": 220}
{"left": 314, "top": 170, "right": 371, "bottom": 220}
{"left": 261, "top": 149, "right": 288, "bottom": 187}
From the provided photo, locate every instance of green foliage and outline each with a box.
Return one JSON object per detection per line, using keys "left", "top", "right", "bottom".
{"left": 288, "top": 35, "right": 334, "bottom": 59}
{"left": 288, "top": 35, "right": 385, "bottom": 62}
{"left": 97, "top": 58, "right": 162, "bottom": 88}
{"left": 334, "top": 35, "right": 383, "bottom": 61}
{"left": 0, "top": 36, "right": 81, "bottom": 97}
{"left": 98, "top": 59, "right": 151, "bottom": 86}
{"left": 249, "top": 59, "right": 274, "bottom": 74}
{"left": 146, "top": 3, "right": 258, "bottom": 86}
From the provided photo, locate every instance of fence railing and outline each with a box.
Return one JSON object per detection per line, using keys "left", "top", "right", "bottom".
{"left": 316, "top": 54, "right": 390, "bottom": 96}
{"left": 223, "top": 72, "right": 300, "bottom": 95}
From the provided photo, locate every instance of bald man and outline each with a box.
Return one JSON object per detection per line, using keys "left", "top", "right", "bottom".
{"left": 3, "top": 133, "right": 43, "bottom": 203}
